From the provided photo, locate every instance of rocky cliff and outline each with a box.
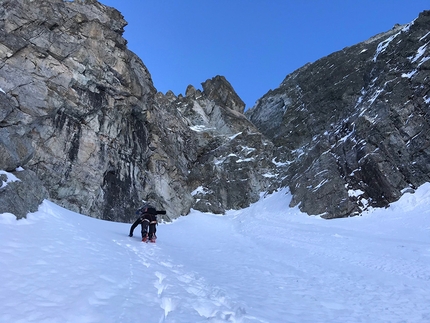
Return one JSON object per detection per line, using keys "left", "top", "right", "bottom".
{"left": 1, "top": 0, "right": 429, "bottom": 221}
{"left": 150, "top": 76, "right": 277, "bottom": 215}
{"left": 0, "top": 0, "right": 276, "bottom": 221}
{"left": 246, "top": 11, "right": 430, "bottom": 218}
{"left": 0, "top": 0, "right": 158, "bottom": 221}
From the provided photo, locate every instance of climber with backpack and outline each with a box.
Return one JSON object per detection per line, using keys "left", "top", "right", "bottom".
{"left": 128, "top": 203, "right": 166, "bottom": 243}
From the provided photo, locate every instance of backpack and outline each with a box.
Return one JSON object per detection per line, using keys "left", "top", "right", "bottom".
{"left": 137, "top": 204, "right": 157, "bottom": 216}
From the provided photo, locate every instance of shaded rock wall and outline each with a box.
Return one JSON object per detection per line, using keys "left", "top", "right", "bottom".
{"left": 0, "top": 1, "right": 276, "bottom": 221}
{"left": 246, "top": 11, "right": 430, "bottom": 218}
{"left": 0, "top": 0, "right": 156, "bottom": 221}
{"left": 149, "top": 75, "right": 277, "bottom": 215}
{"left": 1, "top": 0, "right": 429, "bottom": 221}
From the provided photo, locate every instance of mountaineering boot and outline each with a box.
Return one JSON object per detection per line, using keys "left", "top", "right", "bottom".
{"left": 142, "top": 234, "right": 148, "bottom": 242}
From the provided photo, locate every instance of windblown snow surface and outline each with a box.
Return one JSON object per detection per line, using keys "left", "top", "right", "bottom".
{"left": 1, "top": 184, "right": 430, "bottom": 323}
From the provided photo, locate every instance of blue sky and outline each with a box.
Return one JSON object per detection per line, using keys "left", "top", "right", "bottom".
{"left": 98, "top": 0, "right": 429, "bottom": 109}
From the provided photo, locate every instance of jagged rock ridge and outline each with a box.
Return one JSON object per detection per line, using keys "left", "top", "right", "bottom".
{"left": 0, "top": 0, "right": 276, "bottom": 221}
{"left": 1, "top": 0, "right": 429, "bottom": 221}
{"left": 147, "top": 75, "right": 277, "bottom": 215}
{"left": 246, "top": 11, "right": 430, "bottom": 218}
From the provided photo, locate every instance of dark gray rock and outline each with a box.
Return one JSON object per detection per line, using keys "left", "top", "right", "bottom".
{"left": 201, "top": 75, "right": 246, "bottom": 114}
{"left": 0, "top": 1, "right": 275, "bottom": 221}
{"left": 0, "top": 169, "right": 48, "bottom": 219}
{"left": 0, "top": 0, "right": 156, "bottom": 222}
{"left": 1, "top": 0, "right": 428, "bottom": 222}
{"left": 151, "top": 75, "right": 277, "bottom": 215}
{"left": 0, "top": 92, "right": 34, "bottom": 171}
{"left": 246, "top": 11, "right": 430, "bottom": 218}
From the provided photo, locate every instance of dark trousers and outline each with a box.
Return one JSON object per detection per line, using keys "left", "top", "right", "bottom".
{"left": 140, "top": 220, "right": 149, "bottom": 238}
{"left": 148, "top": 223, "right": 157, "bottom": 239}
{"left": 141, "top": 221, "right": 157, "bottom": 239}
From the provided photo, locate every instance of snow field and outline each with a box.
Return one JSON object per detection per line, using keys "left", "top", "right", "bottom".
{"left": 1, "top": 184, "right": 430, "bottom": 322}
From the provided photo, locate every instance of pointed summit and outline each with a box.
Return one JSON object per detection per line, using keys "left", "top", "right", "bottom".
{"left": 202, "top": 75, "right": 245, "bottom": 113}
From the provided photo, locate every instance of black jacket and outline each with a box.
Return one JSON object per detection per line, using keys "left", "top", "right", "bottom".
{"left": 129, "top": 204, "right": 158, "bottom": 236}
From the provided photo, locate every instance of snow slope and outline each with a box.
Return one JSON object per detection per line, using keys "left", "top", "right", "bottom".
{"left": 1, "top": 183, "right": 430, "bottom": 323}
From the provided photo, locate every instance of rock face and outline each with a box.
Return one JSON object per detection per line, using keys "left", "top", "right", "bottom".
{"left": 0, "top": 0, "right": 156, "bottom": 221}
{"left": 246, "top": 11, "right": 430, "bottom": 218}
{"left": 0, "top": 168, "right": 48, "bottom": 219}
{"left": 0, "top": 1, "right": 276, "bottom": 221}
{"left": 150, "top": 76, "right": 277, "bottom": 214}
{"left": 1, "top": 0, "right": 429, "bottom": 221}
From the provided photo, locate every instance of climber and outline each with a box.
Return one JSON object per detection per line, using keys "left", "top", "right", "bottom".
{"left": 128, "top": 203, "right": 165, "bottom": 242}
